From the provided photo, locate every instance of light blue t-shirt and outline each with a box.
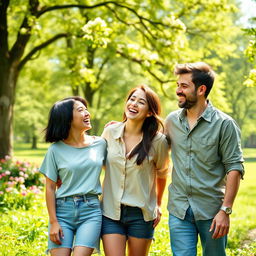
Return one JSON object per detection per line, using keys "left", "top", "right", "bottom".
{"left": 40, "top": 136, "right": 106, "bottom": 198}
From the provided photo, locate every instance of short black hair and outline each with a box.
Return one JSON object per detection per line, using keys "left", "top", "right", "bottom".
{"left": 45, "top": 96, "right": 88, "bottom": 143}
{"left": 174, "top": 62, "right": 215, "bottom": 98}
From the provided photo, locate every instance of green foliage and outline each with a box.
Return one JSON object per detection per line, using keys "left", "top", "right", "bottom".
{"left": 7, "top": 0, "right": 250, "bottom": 138}
{"left": 243, "top": 7, "right": 256, "bottom": 88}
{"left": 0, "top": 197, "right": 48, "bottom": 256}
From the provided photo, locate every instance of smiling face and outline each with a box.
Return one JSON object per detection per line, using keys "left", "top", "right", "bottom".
{"left": 176, "top": 73, "right": 198, "bottom": 109}
{"left": 71, "top": 100, "right": 91, "bottom": 131}
{"left": 125, "top": 88, "right": 150, "bottom": 122}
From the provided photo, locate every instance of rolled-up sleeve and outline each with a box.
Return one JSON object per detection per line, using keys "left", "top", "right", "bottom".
{"left": 220, "top": 119, "right": 244, "bottom": 178}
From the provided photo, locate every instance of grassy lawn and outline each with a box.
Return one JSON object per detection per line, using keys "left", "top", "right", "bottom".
{"left": 13, "top": 142, "right": 49, "bottom": 165}
{"left": 3, "top": 143, "right": 255, "bottom": 255}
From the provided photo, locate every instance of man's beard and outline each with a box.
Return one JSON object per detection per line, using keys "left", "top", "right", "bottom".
{"left": 177, "top": 93, "right": 197, "bottom": 109}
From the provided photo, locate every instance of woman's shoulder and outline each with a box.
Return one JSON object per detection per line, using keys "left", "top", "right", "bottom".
{"left": 92, "top": 135, "right": 106, "bottom": 144}
{"left": 47, "top": 141, "right": 62, "bottom": 151}
{"left": 102, "top": 121, "right": 123, "bottom": 135}
{"left": 152, "top": 132, "right": 169, "bottom": 146}
{"left": 153, "top": 132, "right": 167, "bottom": 141}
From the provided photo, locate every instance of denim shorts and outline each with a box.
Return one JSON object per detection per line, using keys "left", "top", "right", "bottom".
{"left": 47, "top": 194, "right": 102, "bottom": 253}
{"left": 101, "top": 205, "right": 154, "bottom": 239}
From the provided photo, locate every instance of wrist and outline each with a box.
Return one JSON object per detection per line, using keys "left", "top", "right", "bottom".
{"left": 50, "top": 219, "right": 58, "bottom": 224}
{"left": 220, "top": 205, "right": 232, "bottom": 215}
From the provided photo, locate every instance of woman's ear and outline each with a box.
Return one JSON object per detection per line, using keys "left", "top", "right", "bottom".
{"left": 147, "top": 112, "right": 152, "bottom": 117}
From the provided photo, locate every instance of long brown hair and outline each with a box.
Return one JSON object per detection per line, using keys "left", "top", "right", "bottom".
{"left": 123, "top": 85, "right": 163, "bottom": 165}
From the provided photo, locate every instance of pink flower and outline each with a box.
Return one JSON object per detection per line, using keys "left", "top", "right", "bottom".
{"left": 5, "top": 155, "right": 11, "bottom": 160}
{"left": 19, "top": 171, "right": 24, "bottom": 176}
{"left": 21, "top": 190, "right": 27, "bottom": 196}
{"left": 7, "top": 181, "right": 15, "bottom": 187}
{"left": 0, "top": 167, "right": 2, "bottom": 170}
{"left": 0, "top": 191, "right": 4, "bottom": 195}
{"left": 5, "top": 170, "right": 11, "bottom": 175}
{"left": 5, "top": 187, "right": 12, "bottom": 192}
{"left": 18, "top": 177, "right": 25, "bottom": 183}
{"left": 25, "top": 162, "right": 30, "bottom": 167}
{"left": 29, "top": 185, "right": 41, "bottom": 194}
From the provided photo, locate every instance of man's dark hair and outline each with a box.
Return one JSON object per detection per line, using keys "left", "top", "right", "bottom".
{"left": 174, "top": 62, "right": 215, "bottom": 98}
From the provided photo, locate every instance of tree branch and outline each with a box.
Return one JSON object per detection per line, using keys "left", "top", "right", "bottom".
{"left": 37, "top": 1, "right": 169, "bottom": 29}
{"left": 0, "top": 0, "right": 10, "bottom": 56}
{"left": 18, "top": 33, "right": 68, "bottom": 70}
{"left": 9, "top": 0, "right": 40, "bottom": 63}
{"left": 95, "top": 57, "right": 110, "bottom": 82}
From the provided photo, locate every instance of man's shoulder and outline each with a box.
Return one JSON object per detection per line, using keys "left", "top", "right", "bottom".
{"left": 212, "top": 107, "right": 235, "bottom": 123}
{"left": 165, "top": 109, "right": 182, "bottom": 121}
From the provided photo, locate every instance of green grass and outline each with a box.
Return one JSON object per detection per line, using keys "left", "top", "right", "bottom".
{"left": 6, "top": 143, "right": 256, "bottom": 255}
{"left": 13, "top": 142, "right": 49, "bottom": 165}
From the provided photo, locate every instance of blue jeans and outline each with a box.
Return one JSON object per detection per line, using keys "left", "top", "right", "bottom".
{"left": 47, "top": 194, "right": 102, "bottom": 253}
{"left": 169, "top": 207, "right": 227, "bottom": 256}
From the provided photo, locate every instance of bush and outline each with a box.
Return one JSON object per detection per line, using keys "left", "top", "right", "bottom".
{"left": 0, "top": 156, "right": 44, "bottom": 211}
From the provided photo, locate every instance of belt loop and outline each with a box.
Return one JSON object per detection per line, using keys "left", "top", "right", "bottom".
{"left": 83, "top": 194, "right": 87, "bottom": 202}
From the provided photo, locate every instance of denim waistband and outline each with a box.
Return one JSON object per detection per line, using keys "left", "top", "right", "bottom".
{"left": 58, "top": 194, "right": 98, "bottom": 202}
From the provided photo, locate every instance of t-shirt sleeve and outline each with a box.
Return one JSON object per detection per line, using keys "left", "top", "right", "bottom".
{"left": 39, "top": 145, "right": 58, "bottom": 182}
{"left": 154, "top": 134, "right": 170, "bottom": 178}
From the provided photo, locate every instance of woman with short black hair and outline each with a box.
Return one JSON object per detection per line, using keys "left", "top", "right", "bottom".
{"left": 40, "top": 96, "right": 106, "bottom": 256}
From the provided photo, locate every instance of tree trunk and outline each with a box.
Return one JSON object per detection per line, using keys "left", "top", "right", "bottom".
{"left": 0, "top": 63, "right": 19, "bottom": 159}
{"left": 31, "top": 135, "right": 37, "bottom": 149}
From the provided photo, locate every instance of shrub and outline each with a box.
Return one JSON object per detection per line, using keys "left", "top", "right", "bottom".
{"left": 0, "top": 156, "right": 44, "bottom": 211}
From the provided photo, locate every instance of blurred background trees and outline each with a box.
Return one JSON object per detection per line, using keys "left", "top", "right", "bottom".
{"left": 0, "top": 0, "right": 255, "bottom": 157}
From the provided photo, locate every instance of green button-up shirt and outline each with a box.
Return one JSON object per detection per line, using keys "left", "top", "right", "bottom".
{"left": 165, "top": 102, "right": 244, "bottom": 220}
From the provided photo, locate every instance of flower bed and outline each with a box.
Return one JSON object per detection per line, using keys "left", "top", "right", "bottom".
{"left": 0, "top": 156, "right": 44, "bottom": 211}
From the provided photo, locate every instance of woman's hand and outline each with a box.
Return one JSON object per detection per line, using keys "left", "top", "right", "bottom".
{"left": 153, "top": 206, "right": 162, "bottom": 228}
{"left": 50, "top": 221, "right": 64, "bottom": 245}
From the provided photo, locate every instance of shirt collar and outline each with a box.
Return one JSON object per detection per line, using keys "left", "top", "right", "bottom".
{"left": 112, "top": 122, "right": 126, "bottom": 140}
{"left": 178, "top": 100, "right": 214, "bottom": 123}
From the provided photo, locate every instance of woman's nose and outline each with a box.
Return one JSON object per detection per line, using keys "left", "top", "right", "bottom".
{"left": 84, "top": 110, "right": 90, "bottom": 116}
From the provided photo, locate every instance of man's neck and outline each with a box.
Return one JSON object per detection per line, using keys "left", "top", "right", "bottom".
{"left": 186, "top": 100, "right": 208, "bottom": 130}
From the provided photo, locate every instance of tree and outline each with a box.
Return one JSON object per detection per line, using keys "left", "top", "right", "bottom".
{"left": 242, "top": 0, "right": 256, "bottom": 146}
{"left": 0, "top": 0, "right": 241, "bottom": 158}
{"left": 1, "top": 0, "right": 190, "bottom": 158}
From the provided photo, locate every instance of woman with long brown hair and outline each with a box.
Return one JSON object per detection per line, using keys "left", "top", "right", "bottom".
{"left": 101, "top": 85, "right": 170, "bottom": 256}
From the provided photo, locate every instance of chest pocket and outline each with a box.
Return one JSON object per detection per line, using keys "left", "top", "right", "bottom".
{"left": 193, "top": 136, "right": 219, "bottom": 163}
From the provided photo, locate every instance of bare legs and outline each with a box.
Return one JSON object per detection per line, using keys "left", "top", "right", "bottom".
{"left": 50, "top": 246, "right": 94, "bottom": 256}
{"left": 102, "top": 234, "right": 152, "bottom": 256}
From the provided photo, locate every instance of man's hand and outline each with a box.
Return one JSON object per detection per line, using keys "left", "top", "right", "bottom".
{"left": 104, "top": 120, "right": 118, "bottom": 128}
{"left": 209, "top": 210, "right": 230, "bottom": 239}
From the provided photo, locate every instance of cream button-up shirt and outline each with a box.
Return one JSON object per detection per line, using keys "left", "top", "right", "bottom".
{"left": 102, "top": 122, "right": 170, "bottom": 221}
